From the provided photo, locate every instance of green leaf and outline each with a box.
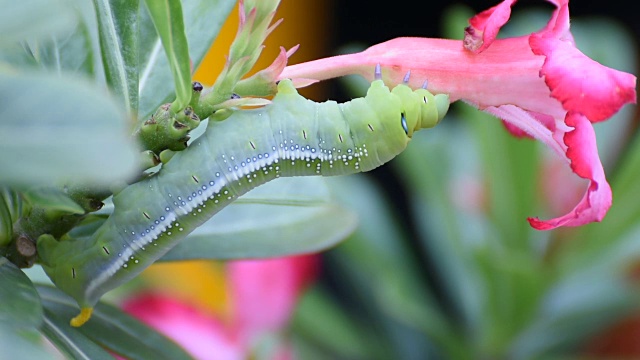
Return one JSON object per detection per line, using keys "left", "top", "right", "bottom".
{"left": 92, "top": 0, "right": 139, "bottom": 112}
{"left": 0, "top": 43, "right": 39, "bottom": 69}
{"left": 610, "top": 133, "right": 640, "bottom": 216}
{"left": 554, "top": 214, "right": 640, "bottom": 292}
{"left": 0, "top": 194, "right": 13, "bottom": 247}
{"left": 473, "top": 249, "right": 548, "bottom": 355}
{"left": 41, "top": 309, "right": 115, "bottom": 360}
{"left": 327, "top": 244, "right": 446, "bottom": 359}
{"left": 23, "top": 188, "right": 84, "bottom": 216}
{"left": 395, "top": 121, "right": 486, "bottom": 330}
{"left": 142, "top": 0, "right": 191, "bottom": 113}
{"left": 0, "top": 186, "right": 24, "bottom": 222}
{"left": 292, "top": 287, "right": 380, "bottom": 360}
{"left": 30, "top": 13, "right": 95, "bottom": 76}
{"left": 0, "top": 323, "right": 58, "bottom": 360}
{"left": 509, "top": 267, "right": 638, "bottom": 359}
{"left": 38, "top": 285, "right": 195, "bottom": 360}
{"left": 67, "top": 214, "right": 109, "bottom": 239}
{"left": 0, "top": 0, "right": 76, "bottom": 46}
{"left": 324, "top": 175, "right": 466, "bottom": 358}
{"left": 138, "top": 0, "right": 235, "bottom": 119}
{"left": 162, "top": 177, "right": 358, "bottom": 260}
{"left": 0, "top": 71, "right": 139, "bottom": 187}
{"left": 0, "top": 257, "right": 43, "bottom": 328}
{"left": 0, "top": 187, "right": 25, "bottom": 247}
{"left": 463, "top": 104, "right": 539, "bottom": 251}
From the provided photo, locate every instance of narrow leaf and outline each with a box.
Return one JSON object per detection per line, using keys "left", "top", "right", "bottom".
{"left": 67, "top": 214, "right": 109, "bottom": 239}
{"left": 92, "top": 0, "right": 139, "bottom": 111}
{"left": 138, "top": 0, "right": 235, "bottom": 119}
{"left": 510, "top": 268, "right": 637, "bottom": 359}
{"left": 292, "top": 287, "right": 380, "bottom": 360}
{"left": 0, "top": 195, "right": 13, "bottom": 247}
{"left": 163, "top": 177, "right": 358, "bottom": 260}
{"left": 41, "top": 309, "right": 115, "bottom": 360}
{"left": 464, "top": 105, "right": 539, "bottom": 251}
{"left": 32, "top": 15, "right": 95, "bottom": 76}
{"left": 325, "top": 175, "right": 466, "bottom": 357}
{"left": 142, "top": 0, "right": 191, "bottom": 112}
{"left": 0, "top": 323, "right": 58, "bottom": 360}
{"left": 395, "top": 121, "right": 487, "bottom": 329}
{"left": 0, "top": 71, "right": 138, "bottom": 187}
{"left": 23, "top": 188, "right": 85, "bottom": 215}
{"left": 38, "top": 285, "right": 195, "bottom": 360}
{"left": 0, "top": 186, "right": 24, "bottom": 222}
{"left": 0, "top": 42, "right": 39, "bottom": 69}
{"left": 0, "top": 257, "right": 43, "bottom": 328}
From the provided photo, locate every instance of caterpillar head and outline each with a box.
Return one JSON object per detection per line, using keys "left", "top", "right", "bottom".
{"left": 391, "top": 83, "right": 450, "bottom": 138}
{"left": 356, "top": 78, "right": 450, "bottom": 171}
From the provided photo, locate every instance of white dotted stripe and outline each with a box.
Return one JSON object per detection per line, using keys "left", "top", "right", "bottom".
{"left": 85, "top": 136, "right": 371, "bottom": 300}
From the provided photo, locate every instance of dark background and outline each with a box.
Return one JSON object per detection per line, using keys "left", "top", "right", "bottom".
{"left": 334, "top": 0, "right": 637, "bottom": 45}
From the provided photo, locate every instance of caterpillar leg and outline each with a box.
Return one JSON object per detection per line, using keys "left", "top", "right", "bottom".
{"left": 70, "top": 307, "right": 94, "bottom": 327}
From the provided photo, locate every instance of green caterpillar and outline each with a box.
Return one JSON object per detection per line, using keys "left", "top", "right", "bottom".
{"left": 37, "top": 66, "right": 450, "bottom": 326}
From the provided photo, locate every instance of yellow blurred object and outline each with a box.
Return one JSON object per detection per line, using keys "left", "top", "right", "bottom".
{"left": 142, "top": 261, "right": 231, "bottom": 319}
{"left": 140, "top": 0, "right": 330, "bottom": 319}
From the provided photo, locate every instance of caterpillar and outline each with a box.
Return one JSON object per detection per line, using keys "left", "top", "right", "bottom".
{"left": 37, "top": 66, "right": 450, "bottom": 326}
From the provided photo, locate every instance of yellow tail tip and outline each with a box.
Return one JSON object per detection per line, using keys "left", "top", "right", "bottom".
{"left": 70, "top": 307, "right": 93, "bottom": 327}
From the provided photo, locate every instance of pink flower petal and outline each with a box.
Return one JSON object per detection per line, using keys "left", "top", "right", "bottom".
{"left": 528, "top": 112, "right": 612, "bottom": 229}
{"left": 465, "top": 0, "right": 517, "bottom": 53}
{"left": 238, "top": 0, "right": 246, "bottom": 27}
{"left": 538, "top": 0, "right": 573, "bottom": 43}
{"left": 530, "top": 34, "right": 637, "bottom": 122}
{"left": 283, "top": 36, "right": 555, "bottom": 112}
{"left": 540, "top": 153, "right": 586, "bottom": 217}
{"left": 262, "top": 45, "right": 299, "bottom": 81}
{"left": 122, "top": 293, "right": 243, "bottom": 360}
{"left": 229, "top": 255, "right": 319, "bottom": 342}
{"left": 501, "top": 120, "right": 531, "bottom": 138}
{"left": 484, "top": 105, "right": 564, "bottom": 157}
{"left": 499, "top": 110, "right": 556, "bottom": 139}
{"left": 483, "top": 106, "right": 612, "bottom": 230}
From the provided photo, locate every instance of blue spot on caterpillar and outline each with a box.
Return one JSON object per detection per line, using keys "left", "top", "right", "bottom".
{"left": 36, "top": 70, "right": 450, "bottom": 326}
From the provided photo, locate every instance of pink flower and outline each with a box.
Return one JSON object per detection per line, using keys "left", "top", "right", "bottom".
{"left": 280, "top": 0, "right": 636, "bottom": 230}
{"left": 228, "top": 254, "right": 318, "bottom": 342}
{"left": 121, "top": 293, "right": 243, "bottom": 360}
{"left": 121, "top": 255, "right": 319, "bottom": 360}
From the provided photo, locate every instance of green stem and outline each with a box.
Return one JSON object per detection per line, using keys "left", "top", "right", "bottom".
{"left": 136, "top": 82, "right": 203, "bottom": 154}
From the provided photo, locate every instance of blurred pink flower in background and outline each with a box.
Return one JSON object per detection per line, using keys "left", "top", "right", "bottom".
{"left": 280, "top": 0, "right": 637, "bottom": 231}
{"left": 121, "top": 255, "right": 319, "bottom": 360}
